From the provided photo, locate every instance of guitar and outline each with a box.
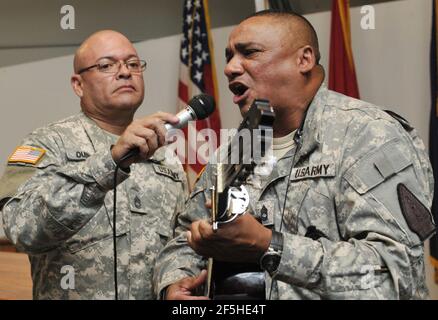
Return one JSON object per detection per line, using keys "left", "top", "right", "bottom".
{"left": 205, "top": 99, "right": 275, "bottom": 300}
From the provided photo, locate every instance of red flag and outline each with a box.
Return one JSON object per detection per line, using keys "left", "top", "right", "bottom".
{"left": 328, "top": 0, "right": 360, "bottom": 98}
{"left": 178, "top": 0, "right": 221, "bottom": 188}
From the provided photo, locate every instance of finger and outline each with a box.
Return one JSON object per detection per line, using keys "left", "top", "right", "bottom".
{"left": 190, "top": 220, "right": 203, "bottom": 244}
{"left": 142, "top": 118, "right": 167, "bottom": 148}
{"left": 167, "top": 284, "right": 207, "bottom": 300}
{"left": 133, "top": 127, "right": 159, "bottom": 158}
{"left": 154, "top": 111, "right": 180, "bottom": 125}
{"left": 192, "top": 269, "right": 208, "bottom": 289}
{"left": 198, "top": 220, "right": 214, "bottom": 240}
{"left": 122, "top": 135, "right": 148, "bottom": 162}
{"left": 145, "top": 134, "right": 159, "bottom": 158}
{"left": 153, "top": 121, "right": 167, "bottom": 147}
{"left": 187, "top": 224, "right": 205, "bottom": 255}
{"left": 186, "top": 231, "right": 192, "bottom": 245}
{"left": 136, "top": 116, "right": 164, "bottom": 132}
{"left": 185, "top": 270, "right": 208, "bottom": 291}
{"left": 175, "top": 294, "right": 210, "bottom": 300}
{"left": 137, "top": 142, "right": 150, "bottom": 159}
{"left": 205, "top": 200, "right": 212, "bottom": 209}
{"left": 139, "top": 114, "right": 177, "bottom": 147}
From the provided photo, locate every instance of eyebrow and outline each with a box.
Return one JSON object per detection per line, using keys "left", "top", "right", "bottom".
{"left": 225, "top": 42, "right": 261, "bottom": 54}
{"left": 235, "top": 42, "right": 260, "bottom": 49}
{"left": 96, "top": 54, "right": 139, "bottom": 62}
{"left": 225, "top": 42, "right": 263, "bottom": 59}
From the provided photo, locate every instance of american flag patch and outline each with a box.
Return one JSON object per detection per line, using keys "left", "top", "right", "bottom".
{"left": 8, "top": 146, "right": 46, "bottom": 165}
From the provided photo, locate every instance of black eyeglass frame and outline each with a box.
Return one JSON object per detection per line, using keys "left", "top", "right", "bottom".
{"left": 77, "top": 59, "right": 147, "bottom": 74}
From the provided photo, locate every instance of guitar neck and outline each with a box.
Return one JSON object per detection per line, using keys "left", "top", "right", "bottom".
{"left": 205, "top": 99, "right": 275, "bottom": 299}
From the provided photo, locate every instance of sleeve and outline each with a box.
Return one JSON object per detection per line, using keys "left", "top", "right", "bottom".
{"left": 153, "top": 165, "right": 211, "bottom": 298}
{"left": 273, "top": 119, "right": 435, "bottom": 299}
{"left": 0, "top": 128, "right": 130, "bottom": 255}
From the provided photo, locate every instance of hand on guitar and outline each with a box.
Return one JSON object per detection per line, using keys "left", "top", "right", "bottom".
{"left": 165, "top": 269, "right": 210, "bottom": 300}
{"left": 187, "top": 213, "right": 272, "bottom": 263}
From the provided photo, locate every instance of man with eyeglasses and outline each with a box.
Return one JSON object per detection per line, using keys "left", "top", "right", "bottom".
{"left": 0, "top": 30, "right": 188, "bottom": 299}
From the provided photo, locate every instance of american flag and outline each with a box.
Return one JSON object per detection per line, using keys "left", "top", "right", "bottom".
{"left": 178, "top": 0, "right": 221, "bottom": 188}
{"left": 8, "top": 146, "right": 45, "bottom": 164}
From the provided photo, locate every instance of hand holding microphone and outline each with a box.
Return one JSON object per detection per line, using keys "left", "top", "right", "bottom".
{"left": 111, "top": 94, "right": 215, "bottom": 168}
{"left": 111, "top": 112, "right": 179, "bottom": 168}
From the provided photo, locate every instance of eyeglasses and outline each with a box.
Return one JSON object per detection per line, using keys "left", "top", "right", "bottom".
{"left": 78, "top": 59, "right": 147, "bottom": 74}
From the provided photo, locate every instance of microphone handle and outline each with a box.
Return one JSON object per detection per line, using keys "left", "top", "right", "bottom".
{"left": 164, "top": 123, "right": 173, "bottom": 130}
{"left": 118, "top": 147, "right": 140, "bottom": 164}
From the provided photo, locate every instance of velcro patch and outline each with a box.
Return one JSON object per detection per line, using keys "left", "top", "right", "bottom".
{"left": 291, "top": 163, "right": 335, "bottom": 181}
{"left": 66, "top": 150, "right": 90, "bottom": 161}
{"left": 256, "top": 200, "right": 275, "bottom": 227}
{"left": 153, "top": 164, "right": 182, "bottom": 182}
{"left": 397, "top": 183, "right": 436, "bottom": 241}
{"left": 8, "top": 146, "right": 45, "bottom": 165}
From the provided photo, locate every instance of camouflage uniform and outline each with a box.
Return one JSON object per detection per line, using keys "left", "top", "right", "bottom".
{"left": 154, "top": 84, "right": 435, "bottom": 299}
{"left": 0, "top": 113, "right": 188, "bottom": 299}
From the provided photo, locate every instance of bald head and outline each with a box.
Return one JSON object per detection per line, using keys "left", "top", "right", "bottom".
{"left": 73, "top": 30, "right": 137, "bottom": 73}
{"left": 244, "top": 10, "right": 321, "bottom": 64}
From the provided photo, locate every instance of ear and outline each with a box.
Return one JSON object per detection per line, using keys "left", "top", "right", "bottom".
{"left": 71, "top": 74, "right": 84, "bottom": 98}
{"left": 297, "top": 45, "right": 316, "bottom": 74}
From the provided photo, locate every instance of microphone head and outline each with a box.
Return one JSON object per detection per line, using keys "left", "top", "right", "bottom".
{"left": 188, "top": 94, "right": 215, "bottom": 120}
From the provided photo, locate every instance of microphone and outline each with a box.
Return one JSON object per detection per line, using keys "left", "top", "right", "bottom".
{"left": 118, "top": 94, "right": 216, "bottom": 163}
{"left": 164, "top": 94, "right": 215, "bottom": 130}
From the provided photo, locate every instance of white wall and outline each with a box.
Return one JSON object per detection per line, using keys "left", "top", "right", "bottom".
{"left": 0, "top": 0, "right": 437, "bottom": 298}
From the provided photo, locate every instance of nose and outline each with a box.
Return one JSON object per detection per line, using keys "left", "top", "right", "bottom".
{"left": 116, "top": 62, "right": 132, "bottom": 80}
{"left": 224, "top": 55, "right": 243, "bottom": 81}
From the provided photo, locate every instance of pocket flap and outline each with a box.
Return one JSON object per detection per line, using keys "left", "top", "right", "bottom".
{"left": 156, "top": 223, "right": 172, "bottom": 238}
{"left": 344, "top": 140, "right": 412, "bottom": 194}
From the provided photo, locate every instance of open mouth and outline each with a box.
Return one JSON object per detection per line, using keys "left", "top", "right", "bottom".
{"left": 229, "top": 82, "right": 249, "bottom": 104}
{"left": 229, "top": 83, "right": 248, "bottom": 96}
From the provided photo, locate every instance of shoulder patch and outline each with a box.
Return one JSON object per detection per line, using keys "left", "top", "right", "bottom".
{"left": 8, "top": 146, "right": 46, "bottom": 165}
{"left": 397, "top": 183, "right": 436, "bottom": 241}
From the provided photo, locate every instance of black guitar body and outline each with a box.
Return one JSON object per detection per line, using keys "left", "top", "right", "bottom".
{"left": 210, "top": 261, "right": 265, "bottom": 300}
